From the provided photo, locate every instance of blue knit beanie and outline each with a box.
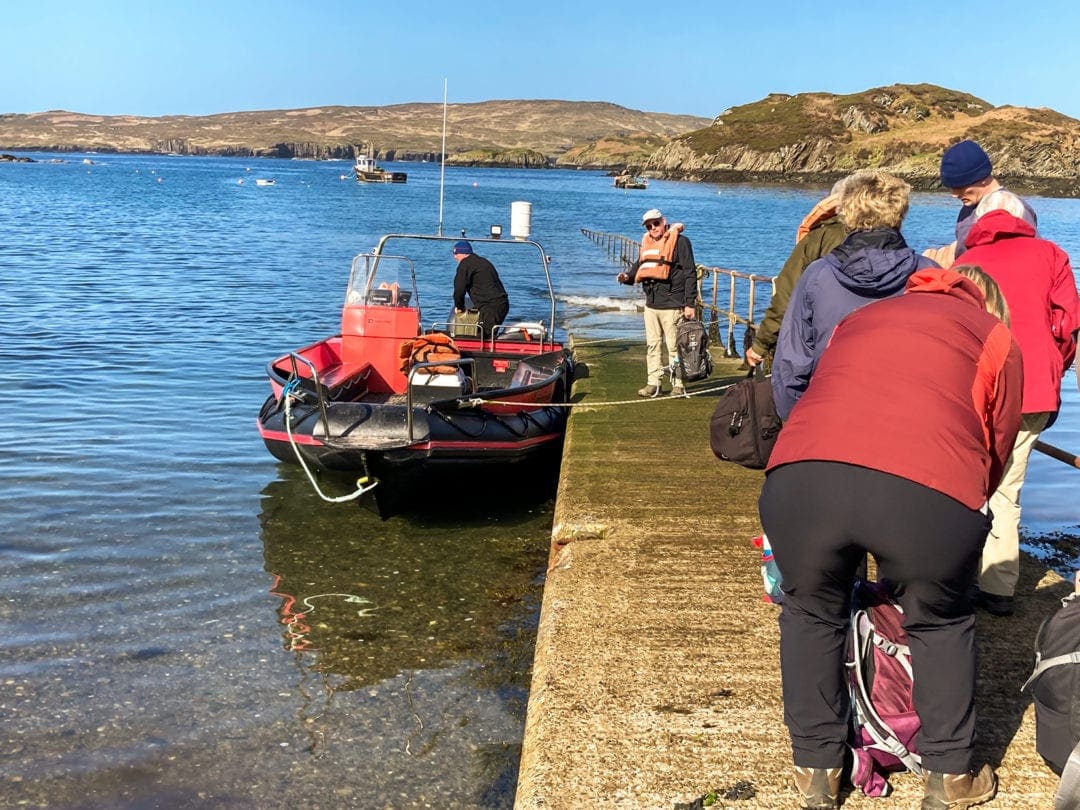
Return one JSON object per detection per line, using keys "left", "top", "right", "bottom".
{"left": 940, "top": 140, "right": 993, "bottom": 188}
{"left": 452, "top": 240, "right": 473, "bottom": 255}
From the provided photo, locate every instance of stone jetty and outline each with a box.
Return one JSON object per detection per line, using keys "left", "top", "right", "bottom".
{"left": 515, "top": 338, "right": 1068, "bottom": 809}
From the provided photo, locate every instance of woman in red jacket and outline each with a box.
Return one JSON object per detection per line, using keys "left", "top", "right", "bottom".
{"left": 759, "top": 267, "right": 1022, "bottom": 810}
{"left": 954, "top": 209, "right": 1080, "bottom": 616}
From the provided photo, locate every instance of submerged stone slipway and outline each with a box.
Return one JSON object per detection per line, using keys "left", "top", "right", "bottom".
{"left": 516, "top": 339, "right": 1067, "bottom": 809}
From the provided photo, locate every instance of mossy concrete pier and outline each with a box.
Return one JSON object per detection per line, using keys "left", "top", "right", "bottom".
{"left": 514, "top": 338, "right": 1067, "bottom": 809}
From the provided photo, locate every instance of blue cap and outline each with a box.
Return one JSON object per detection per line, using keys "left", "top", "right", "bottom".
{"left": 940, "top": 140, "right": 993, "bottom": 188}
{"left": 452, "top": 240, "right": 473, "bottom": 255}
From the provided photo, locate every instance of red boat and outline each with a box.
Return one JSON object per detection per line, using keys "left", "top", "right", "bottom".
{"left": 257, "top": 234, "right": 573, "bottom": 513}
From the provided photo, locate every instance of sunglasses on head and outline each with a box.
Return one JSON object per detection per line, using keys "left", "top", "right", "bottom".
{"left": 643, "top": 219, "right": 663, "bottom": 229}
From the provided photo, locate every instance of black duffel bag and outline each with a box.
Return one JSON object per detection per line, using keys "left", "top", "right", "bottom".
{"left": 1022, "top": 581, "right": 1080, "bottom": 787}
{"left": 709, "top": 368, "right": 782, "bottom": 470}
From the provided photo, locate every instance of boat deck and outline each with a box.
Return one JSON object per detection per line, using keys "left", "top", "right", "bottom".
{"left": 515, "top": 338, "right": 1067, "bottom": 808}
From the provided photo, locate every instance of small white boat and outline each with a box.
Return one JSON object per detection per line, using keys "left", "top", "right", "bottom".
{"left": 255, "top": 178, "right": 275, "bottom": 186}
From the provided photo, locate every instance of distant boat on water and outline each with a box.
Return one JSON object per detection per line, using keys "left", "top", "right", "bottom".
{"left": 353, "top": 153, "right": 407, "bottom": 184}
{"left": 255, "top": 178, "right": 275, "bottom": 186}
{"left": 613, "top": 174, "right": 647, "bottom": 189}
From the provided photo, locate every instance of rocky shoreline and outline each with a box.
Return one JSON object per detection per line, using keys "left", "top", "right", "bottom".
{"left": 7, "top": 146, "right": 1079, "bottom": 197}
{"left": 645, "top": 167, "right": 1080, "bottom": 198}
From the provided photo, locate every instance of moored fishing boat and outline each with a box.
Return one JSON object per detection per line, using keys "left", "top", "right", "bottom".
{"left": 256, "top": 233, "right": 573, "bottom": 515}
{"left": 614, "top": 174, "right": 648, "bottom": 189}
{"left": 353, "top": 153, "right": 407, "bottom": 183}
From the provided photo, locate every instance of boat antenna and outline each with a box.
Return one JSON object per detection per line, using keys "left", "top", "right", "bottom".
{"left": 438, "top": 79, "right": 447, "bottom": 237}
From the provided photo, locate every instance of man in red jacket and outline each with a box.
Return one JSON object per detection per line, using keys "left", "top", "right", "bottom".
{"left": 954, "top": 209, "right": 1080, "bottom": 615}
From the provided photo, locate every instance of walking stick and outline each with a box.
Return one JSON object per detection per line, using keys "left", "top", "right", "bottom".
{"left": 1034, "top": 440, "right": 1080, "bottom": 470}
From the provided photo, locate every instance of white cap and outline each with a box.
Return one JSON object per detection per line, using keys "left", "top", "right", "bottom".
{"left": 641, "top": 208, "right": 663, "bottom": 224}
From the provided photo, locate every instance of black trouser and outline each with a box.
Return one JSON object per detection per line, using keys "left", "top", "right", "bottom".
{"left": 759, "top": 461, "right": 990, "bottom": 774}
{"left": 477, "top": 298, "right": 510, "bottom": 339}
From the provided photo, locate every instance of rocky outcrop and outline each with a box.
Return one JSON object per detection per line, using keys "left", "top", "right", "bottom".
{"left": 447, "top": 149, "right": 551, "bottom": 168}
{"left": 644, "top": 84, "right": 1080, "bottom": 196}
{"left": 647, "top": 137, "right": 840, "bottom": 178}
{"left": 841, "top": 105, "right": 889, "bottom": 135}
{"left": 555, "top": 131, "right": 669, "bottom": 170}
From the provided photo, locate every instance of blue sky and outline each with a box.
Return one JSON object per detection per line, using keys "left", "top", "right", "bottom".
{"left": 4, "top": 1, "right": 1080, "bottom": 120}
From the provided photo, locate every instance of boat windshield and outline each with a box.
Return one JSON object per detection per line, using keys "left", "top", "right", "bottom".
{"left": 345, "top": 254, "right": 418, "bottom": 310}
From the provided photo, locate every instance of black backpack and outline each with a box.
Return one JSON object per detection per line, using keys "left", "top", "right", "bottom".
{"left": 1022, "top": 589, "right": 1080, "bottom": 779}
{"left": 709, "top": 369, "right": 782, "bottom": 469}
{"left": 676, "top": 319, "right": 712, "bottom": 382}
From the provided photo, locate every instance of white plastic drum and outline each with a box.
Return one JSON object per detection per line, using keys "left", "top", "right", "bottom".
{"left": 510, "top": 201, "right": 532, "bottom": 240}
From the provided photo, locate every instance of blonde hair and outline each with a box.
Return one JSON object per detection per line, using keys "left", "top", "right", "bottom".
{"left": 838, "top": 170, "right": 911, "bottom": 231}
{"left": 951, "top": 264, "right": 1011, "bottom": 326}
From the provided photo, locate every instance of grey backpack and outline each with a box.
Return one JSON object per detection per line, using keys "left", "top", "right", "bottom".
{"left": 676, "top": 318, "right": 712, "bottom": 382}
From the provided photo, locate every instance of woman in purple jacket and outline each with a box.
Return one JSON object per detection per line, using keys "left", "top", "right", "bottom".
{"left": 772, "top": 170, "right": 939, "bottom": 419}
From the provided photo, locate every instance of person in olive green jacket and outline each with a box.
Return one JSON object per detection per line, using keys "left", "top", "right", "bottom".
{"left": 746, "top": 180, "right": 850, "bottom": 368}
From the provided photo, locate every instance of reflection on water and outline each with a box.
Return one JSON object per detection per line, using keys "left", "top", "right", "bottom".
{"left": 1, "top": 466, "right": 553, "bottom": 809}
{"left": 255, "top": 470, "right": 553, "bottom": 804}
{"left": 259, "top": 470, "right": 553, "bottom": 692}
{"left": 1022, "top": 366, "right": 1080, "bottom": 575}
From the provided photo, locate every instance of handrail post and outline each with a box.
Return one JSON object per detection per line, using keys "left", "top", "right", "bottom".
{"left": 287, "top": 353, "right": 332, "bottom": 439}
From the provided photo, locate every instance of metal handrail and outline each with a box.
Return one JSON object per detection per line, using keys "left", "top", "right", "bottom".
{"left": 492, "top": 321, "right": 546, "bottom": 345}
{"left": 287, "top": 352, "right": 331, "bottom": 439}
{"left": 373, "top": 233, "right": 556, "bottom": 352}
{"left": 700, "top": 265, "right": 775, "bottom": 357}
{"left": 580, "top": 228, "right": 640, "bottom": 268}
{"left": 429, "top": 319, "right": 487, "bottom": 349}
{"left": 405, "top": 358, "right": 477, "bottom": 441}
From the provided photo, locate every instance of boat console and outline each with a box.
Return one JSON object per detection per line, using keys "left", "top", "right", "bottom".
{"left": 340, "top": 255, "right": 421, "bottom": 393}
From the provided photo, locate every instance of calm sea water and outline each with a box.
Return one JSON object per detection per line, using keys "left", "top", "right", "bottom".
{"left": 1, "top": 154, "right": 1078, "bottom": 808}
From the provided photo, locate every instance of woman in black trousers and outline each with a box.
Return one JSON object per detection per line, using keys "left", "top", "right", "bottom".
{"left": 759, "top": 266, "right": 1022, "bottom": 810}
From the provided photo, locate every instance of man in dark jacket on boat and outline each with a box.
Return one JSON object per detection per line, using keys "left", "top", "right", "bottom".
{"left": 452, "top": 240, "right": 509, "bottom": 339}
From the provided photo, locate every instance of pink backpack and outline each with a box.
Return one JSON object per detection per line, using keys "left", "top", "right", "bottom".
{"left": 847, "top": 579, "right": 923, "bottom": 797}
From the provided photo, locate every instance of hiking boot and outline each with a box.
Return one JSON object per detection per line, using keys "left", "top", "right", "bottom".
{"left": 976, "top": 590, "right": 1015, "bottom": 617}
{"left": 921, "top": 764, "right": 996, "bottom": 809}
{"left": 793, "top": 766, "right": 841, "bottom": 809}
{"left": 670, "top": 385, "right": 687, "bottom": 397}
{"left": 637, "top": 385, "right": 660, "bottom": 398}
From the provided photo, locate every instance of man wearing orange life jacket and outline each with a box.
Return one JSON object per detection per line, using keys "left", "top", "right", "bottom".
{"left": 617, "top": 208, "right": 697, "bottom": 397}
